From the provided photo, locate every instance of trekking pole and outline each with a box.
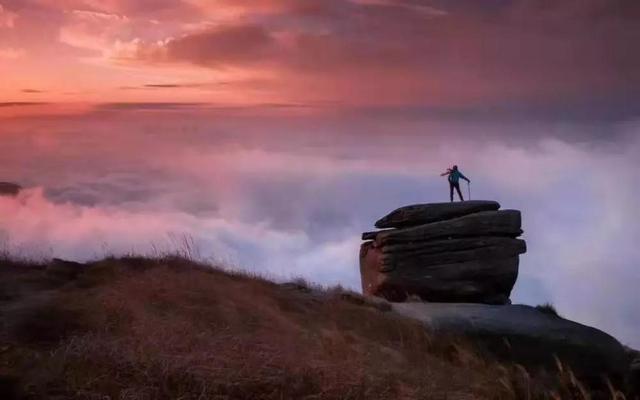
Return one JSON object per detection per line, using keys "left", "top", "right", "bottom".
{"left": 467, "top": 181, "right": 471, "bottom": 201}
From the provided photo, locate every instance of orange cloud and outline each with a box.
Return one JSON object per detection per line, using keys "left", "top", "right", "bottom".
{"left": 58, "top": 10, "right": 131, "bottom": 52}
{"left": 0, "top": 46, "right": 24, "bottom": 59}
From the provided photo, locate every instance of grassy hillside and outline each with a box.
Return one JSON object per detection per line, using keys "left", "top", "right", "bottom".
{"left": 0, "top": 256, "right": 628, "bottom": 399}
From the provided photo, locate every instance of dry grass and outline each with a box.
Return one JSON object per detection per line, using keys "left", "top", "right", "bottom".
{"left": 0, "top": 256, "right": 633, "bottom": 400}
{"left": 535, "top": 303, "right": 561, "bottom": 318}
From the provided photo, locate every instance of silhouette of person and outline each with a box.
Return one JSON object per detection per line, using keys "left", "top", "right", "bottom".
{"left": 440, "top": 165, "right": 470, "bottom": 202}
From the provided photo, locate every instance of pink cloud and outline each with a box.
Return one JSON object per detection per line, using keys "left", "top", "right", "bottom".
{"left": 31, "top": 0, "right": 192, "bottom": 16}
{"left": 0, "top": 3, "right": 17, "bottom": 28}
{"left": 58, "top": 10, "right": 131, "bottom": 52}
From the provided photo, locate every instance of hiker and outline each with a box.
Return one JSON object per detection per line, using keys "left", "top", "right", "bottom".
{"left": 440, "top": 165, "right": 470, "bottom": 202}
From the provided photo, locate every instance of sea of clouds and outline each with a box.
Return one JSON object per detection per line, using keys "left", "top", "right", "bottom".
{"left": 1, "top": 109, "right": 638, "bottom": 346}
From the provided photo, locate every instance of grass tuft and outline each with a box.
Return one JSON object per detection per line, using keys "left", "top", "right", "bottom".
{"left": 536, "top": 302, "right": 561, "bottom": 317}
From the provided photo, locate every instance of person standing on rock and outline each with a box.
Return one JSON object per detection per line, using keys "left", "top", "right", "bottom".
{"left": 441, "top": 165, "right": 470, "bottom": 202}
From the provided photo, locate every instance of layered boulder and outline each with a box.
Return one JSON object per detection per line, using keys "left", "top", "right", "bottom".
{"left": 360, "top": 201, "right": 526, "bottom": 304}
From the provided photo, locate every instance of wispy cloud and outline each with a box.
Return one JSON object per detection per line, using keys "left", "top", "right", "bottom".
{"left": 119, "top": 82, "right": 213, "bottom": 90}
{"left": 0, "top": 47, "right": 25, "bottom": 59}
{"left": 92, "top": 102, "right": 321, "bottom": 113}
{"left": 0, "top": 102, "right": 47, "bottom": 107}
{"left": 95, "top": 102, "right": 209, "bottom": 111}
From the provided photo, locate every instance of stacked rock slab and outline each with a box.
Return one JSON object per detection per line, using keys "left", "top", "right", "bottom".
{"left": 360, "top": 201, "right": 526, "bottom": 304}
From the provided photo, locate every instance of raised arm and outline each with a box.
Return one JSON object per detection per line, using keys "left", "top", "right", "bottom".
{"left": 440, "top": 169, "right": 452, "bottom": 177}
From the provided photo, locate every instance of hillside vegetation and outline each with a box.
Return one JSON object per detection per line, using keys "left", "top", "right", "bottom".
{"left": 0, "top": 256, "right": 629, "bottom": 399}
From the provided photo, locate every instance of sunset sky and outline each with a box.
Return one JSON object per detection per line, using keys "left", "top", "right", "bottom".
{"left": 1, "top": 1, "right": 639, "bottom": 347}
{"left": 2, "top": 0, "right": 640, "bottom": 114}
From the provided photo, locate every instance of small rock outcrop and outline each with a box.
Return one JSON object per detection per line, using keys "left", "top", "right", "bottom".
{"left": 45, "top": 258, "right": 86, "bottom": 281}
{"left": 360, "top": 201, "right": 525, "bottom": 304}
{"left": 628, "top": 348, "right": 640, "bottom": 393}
{"left": 393, "top": 302, "right": 628, "bottom": 382}
{"left": 0, "top": 182, "right": 21, "bottom": 197}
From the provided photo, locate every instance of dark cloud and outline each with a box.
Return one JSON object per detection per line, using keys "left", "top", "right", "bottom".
{"left": 97, "top": 0, "right": 186, "bottom": 15}
{"left": 119, "top": 83, "right": 205, "bottom": 90}
{"left": 92, "top": 102, "right": 319, "bottom": 115}
{"left": 21, "top": 89, "right": 45, "bottom": 93}
{"left": 166, "top": 24, "right": 276, "bottom": 66}
{"left": 147, "top": 0, "right": 640, "bottom": 121}
{"left": 0, "top": 102, "right": 47, "bottom": 107}
{"left": 96, "top": 102, "right": 209, "bottom": 111}
{"left": 144, "top": 84, "right": 188, "bottom": 89}
{"left": 350, "top": 93, "right": 640, "bottom": 124}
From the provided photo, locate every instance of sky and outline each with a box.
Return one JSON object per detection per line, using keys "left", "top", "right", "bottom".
{"left": 1, "top": 0, "right": 639, "bottom": 347}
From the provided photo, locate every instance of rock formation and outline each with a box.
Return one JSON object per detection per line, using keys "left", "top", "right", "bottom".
{"left": 359, "top": 200, "right": 632, "bottom": 386}
{"left": 360, "top": 201, "right": 525, "bottom": 304}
